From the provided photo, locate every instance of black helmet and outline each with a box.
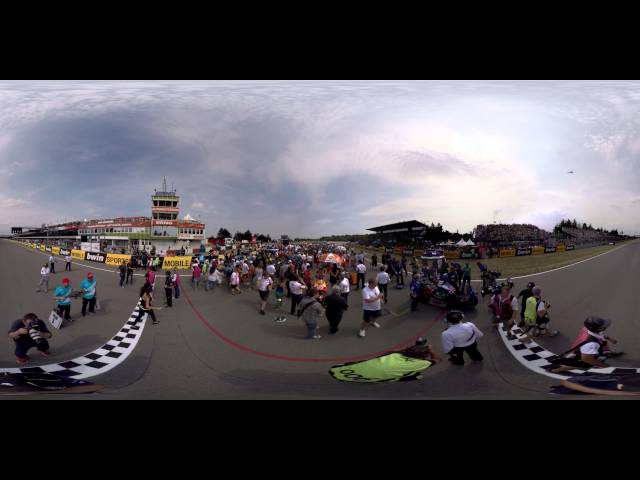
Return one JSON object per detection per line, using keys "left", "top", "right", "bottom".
{"left": 415, "top": 337, "right": 427, "bottom": 346}
{"left": 527, "top": 282, "right": 535, "bottom": 289}
{"left": 446, "top": 310, "right": 464, "bottom": 323}
{"left": 584, "top": 316, "right": 611, "bottom": 333}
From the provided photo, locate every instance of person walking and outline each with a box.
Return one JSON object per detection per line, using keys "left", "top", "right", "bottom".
{"left": 359, "top": 278, "right": 383, "bottom": 338}
{"left": 118, "top": 262, "right": 127, "bottom": 288}
{"left": 164, "top": 270, "right": 174, "bottom": 307}
{"left": 257, "top": 274, "right": 273, "bottom": 315}
{"left": 410, "top": 273, "right": 422, "bottom": 312}
{"left": 289, "top": 274, "right": 307, "bottom": 315}
{"left": 230, "top": 267, "right": 241, "bottom": 294}
{"left": 371, "top": 253, "right": 378, "bottom": 268}
{"left": 54, "top": 277, "right": 73, "bottom": 322}
{"left": 297, "top": 288, "right": 324, "bottom": 339}
{"left": 126, "top": 260, "right": 134, "bottom": 284}
{"left": 376, "top": 266, "right": 390, "bottom": 304}
{"left": 324, "top": 285, "right": 349, "bottom": 334}
{"left": 65, "top": 254, "right": 72, "bottom": 272}
{"left": 36, "top": 263, "right": 50, "bottom": 293}
{"left": 461, "top": 263, "right": 472, "bottom": 292}
{"left": 192, "top": 263, "right": 202, "bottom": 290}
{"left": 79, "top": 272, "right": 97, "bottom": 317}
{"left": 48, "top": 254, "right": 56, "bottom": 274}
{"left": 355, "top": 260, "right": 366, "bottom": 290}
{"left": 134, "top": 283, "right": 160, "bottom": 325}
{"left": 441, "top": 310, "right": 484, "bottom": 365}
{"left": 172, "top": 269, "right": 181, "bottom": 299}
{"left": 339, "top": 272, "right": 350, "bottom": 302}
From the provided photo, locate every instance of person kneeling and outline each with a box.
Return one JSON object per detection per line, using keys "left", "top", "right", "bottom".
{"left": 8, "top": 313, "right": 52, "bottom": 365}
{"left": 441, "top": 310, "right": 484, "bottom": 366}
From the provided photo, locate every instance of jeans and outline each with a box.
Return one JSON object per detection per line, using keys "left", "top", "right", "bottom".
{"left": 205, "top": 280, "right": 216, "bottom": 291}
{"left": 357, "top": 273, "right": 365, "bottom": 289}
{"left": 174, "top": 285, "right": 180, "bottom": 299}
{"left": 290, "top": 293, "right": 303, "bottom": 315}
{"left": 379, "top": 283, "right": 388, "bottom": 302}
{"left": 15, "top": 338, "right": 50, "bottom": 359}
{"left": 165, "top": 287, "right": 173, "bottom": 307}
{"left": 305, "top": 321, "right": 318, "bottom": 338}
{"left": 120, "top": 275, "right": 126, "bottom": 287}
{"left": 50, "top": 262, "right": 55, "bottom": 274}
{"left": 127, "top": 271, "right": 134, "bottom": 284}
{"left": 136, "top": 308, "right": 156, "bottom": 323}
{"left": 81, "top": 297, "right": 96, "bottom": 316}
{"left": 461, "top": 277, "right": 470, "bottom": 292}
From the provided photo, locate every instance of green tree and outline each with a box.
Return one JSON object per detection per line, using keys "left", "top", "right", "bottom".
{"left": 217, "top": 227, "right": 231, "bottom": 239}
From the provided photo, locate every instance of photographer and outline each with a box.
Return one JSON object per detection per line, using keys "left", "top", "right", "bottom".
{"left": 8, "top": 313, "right": 52, "bottom": 365}
{"left": 521, "top": 286, "right": 558, "bottom": 341}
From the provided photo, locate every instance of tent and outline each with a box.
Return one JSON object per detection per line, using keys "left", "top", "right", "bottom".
{"left": 465, "top": 239, "right": 475, "bottom": 246}
{"left": 455, "top": 239, "right": 467, "bottom": 247}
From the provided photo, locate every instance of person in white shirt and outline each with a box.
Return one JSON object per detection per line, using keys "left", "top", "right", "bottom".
{"left": 48, "top": 255, "right": 56, "bottom": 274}
{"left": 441, "top": 310, "right": 484, "bottom": 365}
{"left": 288, "top": 274, "right": 307, "bottom": 315}
{"left": 376, "top": 266, "right": 390, "bottom": 304}
{"left": 355, "top": 261, "right": 367, "bottom": 290}
{"left": 359, "top": 278, "right": 383, "bottom": 338}
{"left": 339, "top": 272, "right": 350, "bottom": 301}
{"left": 230, "top": 267, "right": 241, "bottom": 295}
{"left": 266, "top": 264, "right": 276, "bottom": 276}
{"left": 36, "top": 264, "right": 50, "bottom": 293}
{"left": 257, "top": 275, "right": 273, "bottom": 315}
{"left": 65, "top": 254, "right": 72, "bottom": 271}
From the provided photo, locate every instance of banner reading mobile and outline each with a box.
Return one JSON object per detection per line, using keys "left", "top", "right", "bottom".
{"left": 71, "top": 249, "right": 86, "bottom": 260}
{"left": 162, "top": 256, "right": 193, "bottom": 270}
{"left": 52, "top": 247, "right": 60, "bottom": 255}
{"left": 499, "top": 248, "right": 516, "bottom": 257}
{"left": 105, "top": 253, "right": 132, "bottom": 266}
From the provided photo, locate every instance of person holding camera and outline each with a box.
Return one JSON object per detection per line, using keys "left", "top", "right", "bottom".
{"left": 8, "top": 313, "right": 52, "bottom": 364}
{"left": 521, "top": 286, "right": 558, "bottom": 341}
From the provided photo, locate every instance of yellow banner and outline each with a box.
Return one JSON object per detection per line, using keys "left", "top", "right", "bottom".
{"left": 499, "top": 248, "right": 516, "bottom": 257}
{"left": 414, "top": 249, "right": 424, "bottom": 257}
{"left": 39, "top": 245, "right": 46, "bottom": 251}
{"left": 556, "top": 244, "right": 566, "bottom": 252}
{"left": 532, "top": 246, "right": 545, "bottom": 255}
{"left": 71, "top": 249, "right": 86, "bottom": 260}
{"left": 444, "top": 250, "right": 460, "bottom": 259}
{"left": 162, "top": 256, "right": 193, "bottom": 270}
{"left": 105, "top": 253, "right": 131, "bottom": 266}
{"left": 52, "top": 247, "right": 60, "bottom": 255}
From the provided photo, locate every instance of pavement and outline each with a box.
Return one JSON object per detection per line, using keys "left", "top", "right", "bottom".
{"left": 1, "top": 239, "right": 639, "bottom": 399}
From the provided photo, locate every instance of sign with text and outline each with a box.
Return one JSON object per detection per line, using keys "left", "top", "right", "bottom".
{"left": 444, "top": 250, "right": 461, "bottom": 259}
{"left": 515, "top": 247, "right": 532, "bottom": 256}
{"left": 161, "top": 256, "right": 193, "bottom": 270}
{"left": 105, "top": 253, "right": 131, "bottom": 266}
{"left": 532, "top": 246, "right": 545, "bottom": 255}
{"left": 544, "top": 246, "right": 556, "bottom": 253}
{"left": 499, "top": 248, "right": 516, "bottom": 257}
{"left": 556, "top": 244, "right": 566, "bottom": 252}
{"left": 565, "top": 244, "right": 575, "bottom": 251}
{"left": 51, "top": 247, "right": 60, "bottom": 255}
{"left": 85, "top": 251, "right": 106, "bottom": 263}
{"left": 71, "top": 249, "right": 86, "bottom": 260}
{"left": 60, "top": 248, "right": 71, "bottom": 256}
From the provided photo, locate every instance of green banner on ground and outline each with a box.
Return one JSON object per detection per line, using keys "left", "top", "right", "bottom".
{"left": 329, "top": 353, "right": 432, "bottom": 383}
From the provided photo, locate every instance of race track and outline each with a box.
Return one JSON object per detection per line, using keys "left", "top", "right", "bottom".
{"left": 1, "top": 239, "right": 638, "bottom": 399}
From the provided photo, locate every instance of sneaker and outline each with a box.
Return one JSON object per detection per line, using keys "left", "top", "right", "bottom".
{"left": 313, "top": 335, "right": 322, "bottom": 339}
{"left": 371, "top": 322, "right": 381, "bottom": 328}
{"left": 16, "top": 356, "right": 29, "bottom": 365}
{"left": 152, "top": 321, "right": 159, "bottom": 325}
{"left": 358, "top": 329, "right": 366, "bottom": 338}
{"left": 274, "top": 317, "right": 287, "bottom": 324}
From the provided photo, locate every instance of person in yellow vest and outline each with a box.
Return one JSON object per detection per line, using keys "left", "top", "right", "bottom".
{"left": 521, "top": 286, "right": 558, "bottom": 342}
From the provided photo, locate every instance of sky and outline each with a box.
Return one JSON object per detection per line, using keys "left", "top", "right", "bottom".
{"left": 0, "top": 80, "right": 639, "bottom": 237}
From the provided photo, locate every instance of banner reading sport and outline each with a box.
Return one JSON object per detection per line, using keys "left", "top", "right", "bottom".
{"left": 329, "top": 353, "right": 432, "bottom": 383}
{"left": 162, "top": 256, "right": 193, "bottom": 270}
{"left": 105, "top": 253, "right": 131, "bottom": 266}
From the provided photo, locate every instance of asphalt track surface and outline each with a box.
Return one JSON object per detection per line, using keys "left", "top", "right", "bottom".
{"left": 1, "top": 239, "right": 638, "bottom": 399}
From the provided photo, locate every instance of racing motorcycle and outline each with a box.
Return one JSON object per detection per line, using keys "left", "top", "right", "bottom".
{"left": 419, "top": 280, "right": 478, "bottom": 312}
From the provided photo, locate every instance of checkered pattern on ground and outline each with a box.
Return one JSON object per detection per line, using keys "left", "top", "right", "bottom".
{"left": 497, "top": 323, "right": 640, "bottom": 380}
{"left": 0, "top": 302, "right": 147, "bottom": 379}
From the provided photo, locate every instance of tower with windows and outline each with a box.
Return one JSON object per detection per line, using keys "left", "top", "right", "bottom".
{"left": 151, "top": 177, "right": 179, "bottom": 240}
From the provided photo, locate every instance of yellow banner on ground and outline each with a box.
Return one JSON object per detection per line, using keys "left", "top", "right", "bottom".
{"left": 532, "top": 246, "right": 545, "bottom": 255}
{"left": 162, "top": 256, "right": 193, "bottom": 270}
{"left": 556, "top": 244, "right": 566, "bottom": 252}
{"left": 52, "top": 247, "right": 60, "bottom": 255}
{"left": 444, "top": 250, "right": 460, "bottom": 259}
{"left": 71, "top": 249, "right": 85, "bottom": 260}
{"left": 499, "top": 248, "right": 516, "bottom": 257}
{"left": 105, "top": 253, "right": 131, "bottom": 266}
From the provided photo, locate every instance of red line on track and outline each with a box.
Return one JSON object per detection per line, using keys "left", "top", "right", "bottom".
{"left": 183, "top": 290, "right": 447, "bottom": 363}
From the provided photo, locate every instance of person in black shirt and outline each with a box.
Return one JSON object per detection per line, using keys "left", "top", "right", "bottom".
{"left": 516, "top": 282, "right": 535, "bottom": 327}
{"left": 324, "top": 286, "right": 349, "bottom": 334}
{"left": 164, "top": 271, "right": 174, "bottom": 307}
{"left": 126, "top": 260, "right": 134, "bottom": 284}
{"left": 118, "top": 263, "right": 127, "bottom": 287}
{"left": 8, "top": 313, "right": 52, "bottom": 364}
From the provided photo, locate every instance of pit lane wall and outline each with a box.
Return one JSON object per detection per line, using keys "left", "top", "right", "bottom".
{"left": 11, "top": 240, "right": 202, "bottom": 270}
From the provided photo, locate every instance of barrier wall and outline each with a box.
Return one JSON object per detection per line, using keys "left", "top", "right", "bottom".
{"left": 499, "top": 248, "right": 516, "bottom": 257}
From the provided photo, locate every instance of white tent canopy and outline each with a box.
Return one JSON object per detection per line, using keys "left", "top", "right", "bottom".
{"left": 465, "top": 239, "right": 475, "bottom": 246}
{"left": 455, "top": 239, "right": 467, "bottom": 247}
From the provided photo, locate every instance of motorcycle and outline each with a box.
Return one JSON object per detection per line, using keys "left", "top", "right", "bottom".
{"left": 419, "top": 279, "right": 478, "bottom": 311}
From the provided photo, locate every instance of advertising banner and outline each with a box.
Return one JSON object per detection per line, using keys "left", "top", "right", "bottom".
{"left": 59, "top": 248, "right": 71, "bottom": 256}
{"left": 161, "top": 256, "right": 193, "bottom": 270}
{"left": 81, "top": 242, "right": 100, "bottom": 253}
{"left": 105, "top": 253, "right": 131, "bottom": 266}
{"left": 499, "top": 248, "right": 516, "bottom": 257}
{"left": 71, "top": 249, "right": 86, "bottom": 260}
{"left": 556, "top": 244, "right": 566, "bottom": 252}
{"left": 545, "top": 246, "right": 556, "bottom": 253}
{"left": 393, "top": 247, "right": 403, "bottom": 255}
{"left": 39, "top": 245, "right": 45, "bottom": 251}
{"left": 444, "top": 250, "right": 461, "bottom": 260}
{"left": 45, "top": 246, "right": 52, "bottom": 252}
{"left": 515, "top": 247, "right": 532, "bottom": 256}
{"left": 51, "top": 247, "right": 60, "bottom": 255}
{"left": 85, "top": 251, "right": 107, "bottom": 263}
{"left": 414, "top": 249, "right": 424, "bottom": 257}
{"left": 532, "top": 246, "right": 545, "bottom": 255}
{"left": 403, "top": 249, "right": 413, "bottom": 256}
{"left": 379, "top": 246, "right": 385, "bottom": 253}
{"left": 460, "top": 251, "right": 477, "bottom": 259}
{"left": 566, "top": 245, "right": 575, "bottom": 251}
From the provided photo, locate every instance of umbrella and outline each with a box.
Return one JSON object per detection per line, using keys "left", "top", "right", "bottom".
{"left": 318, "top": 253, "right": 344, "bottom": 265}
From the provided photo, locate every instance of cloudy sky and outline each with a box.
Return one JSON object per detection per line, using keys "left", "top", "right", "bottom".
{"left": 0, "top": 80, "right": 639, "bottom": 237}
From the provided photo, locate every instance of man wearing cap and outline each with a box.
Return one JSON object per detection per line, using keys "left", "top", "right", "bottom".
{"left": 441, "top": 310, "right": 484, "bottom": 365}
{"left": 402, "top": 337, "right": 442, "bottom": 363}
{"left": 80, "top": 272, "right": 97, "bottom": 316}
{"left": 550, "top": 317, "right": 616, "bottom": 373}
{"left": 54, "top": 278, "right": 74, "bottom": 321}
{"left": 516, "top": 282, "right": 536, "bottom": 327}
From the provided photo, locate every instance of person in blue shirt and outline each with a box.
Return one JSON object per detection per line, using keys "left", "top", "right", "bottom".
{"left": 79, "top": 272, "right": 97, "bottom": 316}
{"left": 54, "top": 277, "right": 73, "bottom": 321}
{"left": 410, "top": 274, "right": 422, "bottom": 311}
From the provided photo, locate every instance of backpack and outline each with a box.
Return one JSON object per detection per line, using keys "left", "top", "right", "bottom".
{"left": 496, "top": 295, "right": 515, "bottom": 320}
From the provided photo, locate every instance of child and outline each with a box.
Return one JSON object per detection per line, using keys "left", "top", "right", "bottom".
{"left": 275, "top": 280, "right": 285, "bottom": 308}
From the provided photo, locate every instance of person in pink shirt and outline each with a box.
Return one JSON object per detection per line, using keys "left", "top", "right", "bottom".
{"left": 172, "top": 269, "right": 181, "bottom": 299}
{"left": 192, "top": 264, "right": 202, "bottom": 290}
{"left": 146, "top": 267, "right": 157, "bottom": 291}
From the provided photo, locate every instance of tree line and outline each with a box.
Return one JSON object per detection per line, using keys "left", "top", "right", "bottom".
{"left": 553, "top": 219, "right": 623, "bottom": 237}
{"left": 208, "top": 228, "right": 272, "bottom": 243}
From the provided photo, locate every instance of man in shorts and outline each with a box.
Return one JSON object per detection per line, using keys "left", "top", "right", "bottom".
{"left": 257, "top": 274, "right": 273, "bottom": 315}
{"left": 359, "top": 278, "right": 383, "bottom": 338}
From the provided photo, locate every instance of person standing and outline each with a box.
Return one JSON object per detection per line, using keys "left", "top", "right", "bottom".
{"left": 441, "top": 310, "right": 484, "bottom": 365}
{"left": 48, "top": 254, "right": 56, "bottom": 274}
{"left": 257, "top": 274, "right": 273, "bottom": 315}
{"left": 355, "top": 260, "right": 366, "bottom": 290}
{"left": 192, "top": 263, "right": 202, "bottom": 290}
{"left": 118, "top": 262, "right": 127, "bottom": 288}
{"left": 54, "top": 277, "right": 73, "bottom": 321}
{"left": 339, "top": 272, "right": 350, "bottom": 301}
{"left": 371, "top": 253, "right": 378, "bottom": 268}
{"left": 36, "top": 263, "right": 50, "bottom": 293}
{"left": 79, "top": 272, "right": 97, "bottom": 316}
{"left": 297, "top": 288, "right": 324, "bottom": 339}
{"left": 359, "top": 278, "right": 383, "bottom": 338}
{"left": 65, "top": 254, "right": 72, "bottom": 271}
{"left": 172, "top": 269, "right": 181, "bottom": 299}
{"left": 516, "top": 282, "right": 535, "bottom": 327}
{"left": 147, "top": 267, "right": 157, "bottom": 291}
{"left": 289, "top": 274, "right": 307, "bottom": 315}
{"left": 126, "top": 260, "right": 134, "bottom": 284}
{"left": 134, "top": 284, "right": 160, "bottom": 325}
{"left": 376, "top": 266, "right": 390, "bottom": 303}
{"left": 230, "top": 267, "right": 241, "bottom": 294}
{"left": 324, "top": 285, "right": 349, "bottom": 334}
{"left": 461, "top": 263, "right": 472, "bottom": 292}
{"left": 410, "top": 273, "right": 422, "bottom": 312}
{"left": 164, "top": 270, "right": 174, "bottom": 307}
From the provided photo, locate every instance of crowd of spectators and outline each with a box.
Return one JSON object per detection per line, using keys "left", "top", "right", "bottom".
{"left": 474, "top": 224, "right": 548, "bottom": 246}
